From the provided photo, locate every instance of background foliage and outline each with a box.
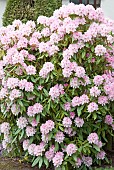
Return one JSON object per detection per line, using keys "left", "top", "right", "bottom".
{"left": 2, "top": 0, "right": 62, "bottom": 26}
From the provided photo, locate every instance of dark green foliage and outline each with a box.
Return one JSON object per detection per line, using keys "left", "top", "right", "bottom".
{"left": 3, "top": 0, "right": 62, "bottom": 26}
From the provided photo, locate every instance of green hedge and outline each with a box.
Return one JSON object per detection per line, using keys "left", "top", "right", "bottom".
{"left": 3, "top": 0, "right": 62, "bottom": 26}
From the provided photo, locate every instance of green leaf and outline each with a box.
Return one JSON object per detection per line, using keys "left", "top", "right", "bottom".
{"left": 77, "top": 106, "right": 84, "bottom": 116}
{"left": 93, "top": 113, "right": 97, "bottom": 120}
{"left": 62, "top": 165, "right": 66, "bottom": 170}
{"left": 36, "top": 114, "right": 40, "bottom": 123}
{"left": 44, "top": 157, "right": 49, "bottom": 168}
{"left": 11, "top": 136, "right": 17, "bottom": 144}
{"left": 32, "top": 157, "right": 40, "bottom": 167}
{"left": 82, "top": 51, "right": 86, "bottom": 59}
{"left": 19, "top": 129, "right": 24, "bottom": 140}
{"left": 55, "top": 142, "right": 59, "bottom": 152}
{"left": 43, "top": 89, "right": 49, "bottom": 96}
{"left": 93, "top": 145, "right": 100, "bottom": 152}
{"left": 15, "top": 129, "right": 21, "bottom": 135}
{"left": 39, "top": 157, "right": 43, "bottom": 169}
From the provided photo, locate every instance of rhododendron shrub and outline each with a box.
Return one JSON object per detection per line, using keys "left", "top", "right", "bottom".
{"left": 0, "top": 3, "right": 114, "bottom": 170}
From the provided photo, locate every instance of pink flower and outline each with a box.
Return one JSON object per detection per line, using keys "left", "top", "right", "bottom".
{"left": 19, "top": 79, "right": 27, "bottom": 90}
{"left": 66, "top": 144, "right": 77, "bottom": 156}
{"left": 45, "top": 150, "right": 54, "bottom": 162}
{"left": 28, "top": 144, "right": 36, "bottom": 155}
{"left": 97, "top": 151, "right": 106, "bottom": 160}
{"left": 74, "top": 117, "right": 84, "bottom": 127}
{"left": 112, "top": 124, "right": 114, "bottom": 130}
{"left": 49, "top": 84, "right": 64, "bottom": 100}
{"left": 23, "top": 139, "right": 30, "bottom": 151}
{"left": 39, "top": 62, "right": 54, "bottom": 78}
{"left": 55, "top": 131, "right": 65, "bottom": 143}
{"left": 95, "top": 45, "right": 106, "bottom": 56}
{"left": 105, "top": 115, "right": 113, "bottom": 125}
{"left": 38, "top": 85, "right": 43, "bottom": 90}
{"left": 34, "top": 144, "right": 45, "bottom": 156}
{"left": 93, "top": 75, "right": 104, "bottom": 86}
{"left": 25, "top": 82, "right": 34, "bottom": 92}
{"left": 40, "top": 120, "right": 55, "bottom": 134}
{"left": 64, "top": 102, "right": 71, "bottom": 111}
{"left": 75, "top": 66, "right": 85, "bottom": 78}
{"left": 53, "top": 152, "right": 64, "bottom": 167}
{"left": 26, "top": 126, "right": 36, "bottom": 137}
{"left": 80, "top": 94, "right": 89, "bottom": 105}
{"left": 0, "top": 122, "right": 10, "bottom": 134}
{"left": 90, "top": 86, "right": 101, "bottom": 97}
{"left": 31, "top": 119, "right": 38, "bottom": 127}
{"left": 7, "top": 78, "right": 19, "bottom": 89}
{"left": 11, "top": 104, "right": 20, "bottom": 116}
{"left": 70, "top": 77, "right": 80, "bottom": 88}
{"left": 82, "top": 156, "right": 92, "bottom": 167}
{"left": 88, "top": 102, "right": 98, "bottom": 113}
{"left": 62, "top": 117, "right": 72, "bottom": 128}
{"left": 87, "top": 133, "right": 99, "bottom": 144}
{"left": 26, "top": 65, "right": 36, "bottom": 75}
{"left": 98, "top": 96, "right": 108, "bottom": 105}
{"left": 9, "top": 89, "right": 21, "bottom": 101}
{"left": 76, "top": 158, "right": 82, "bottom": 168}
{"left": 72, "top": 96, "right": 81, "bottom": 107}
{"left": 17, "top": 117, "right": 28, "bottom": 129}
{"left": 70, "top": 112, "right": 75, "bottom": 119}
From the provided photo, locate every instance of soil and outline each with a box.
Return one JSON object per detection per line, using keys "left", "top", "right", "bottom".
{"left": 0, "top": 151, "right": 114, "bottom": 170}
{"left": 0, "top": 157, "right": 54, "bottom": 170}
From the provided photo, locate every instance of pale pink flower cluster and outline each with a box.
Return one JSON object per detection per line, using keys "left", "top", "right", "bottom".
{"left": 97, "top": 151, "right": 106, "bottom": 160}
{"left": 26, "top": 126, "right": 36, "bottom": 137}
{"left": 90, "top": 86, "right": 101, "bottom": 97}
{"left": 7, "top": 78, "right": 19, "bottom": 89}
{"left": 74, "top": 117, "right": 84, "bottom": 127}
{"left": 64, "top": 102, "right": 71, "bottom": 111}
{"left": 72, "top": 94, "right": 89, "bottom": 107}
{"left": 62, "top": 117, "right": 72, "bottom": 128}
{"left": 104, "top": 82, "right": 114, "bottom": 101}
{"left": 93, "top": 75, "right": 104, "bottom": 86}
{"left": 11, "top": 104, "right": 20, "bottom": 115}
{"left": 105, "top": 115, "right": 113, "bottom": 125}
{"left": 27, "top": 103, "right": 43, "bottom": 117}
{"left": 31, "top": 119, "right": 38, "bottom": 127}
{"left": 0, "top": 88, "right": 8, "bottom": 99}
{"left": 55, "top": 131, "right": 65, "bottom": 143}
{"left": 53, "top": 152, "right": 64, "bottom": 167}
{"left": 49, "top": 84, "right": 64, "bottom": 100}
{"left": 98, "top": 96, "right": 108, "bottom": 105}
{"left": 76, "top": 158, "right": 82, "bottom": 168}
{"left": 34, "top": 142, "right": 45, "bottom": 156}
{"left": 9, "top": 89, "right": 21, "bottom": 101}
{"left": 87, "top": 133, "right": 99, "bottom": 144}
{"left": 39, "top": 62, "right": 54, "bottom": 78}
{"left": 45, "top": 146, "right": 55, "bottom": 162}
{"left": 40, "top": 120, "right": 55, "bottom": 134}
{"left": 82, "top": 156, "right": 92, "bottom": 167}
{"left": 6, "top": 78, "right": 34, "bottom": 92}
{"left": 75, "top": 66, "right": 85, "bottom": 78}
{"left": 17, "top": 117, "right": 28, "bottom": 129}
{"left": 23, "top": 139, "right": 30, "bottom": 151}
{"left": 0, "top": 122, "right": 10, "bottom": 134}
{"left": 28, "top": 144, "right": 36, "bottom": 155}
{"left": 95, "top": 45, "right": 107, "bottom": 56}
{"left": 26, "top": 65, "right": 36, "bottom": 75}
{"left": 70, "top": 76, "right": 90, "bottom": 88}
{"left": 70, "top": 112, "right": 75, "bottom": 119}
{"left": 66, "top": 144, "right": 77, "bottom": 156}
{"left": 87, "top": 102, "right": 98, "bottom": 113}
